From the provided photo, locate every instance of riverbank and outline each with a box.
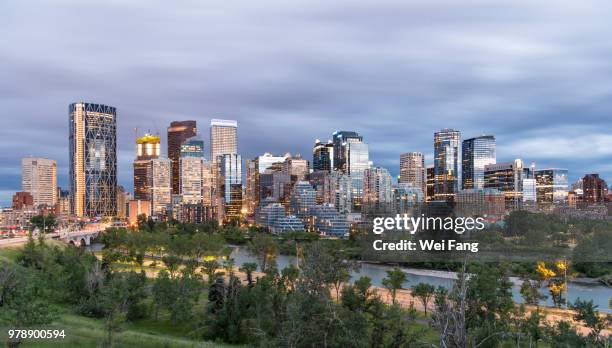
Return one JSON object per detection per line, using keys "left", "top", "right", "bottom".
{"left": 98, "top": 250, "right": 611, "bottom": 339}
{"left": 365, "top": 261, "right": 606, "bottom": 286}
{"left": 371, "top": 285, "right": 610, "bottom": 338}
{"left": 5, "top": 239, "right": 611, "bottom": 312}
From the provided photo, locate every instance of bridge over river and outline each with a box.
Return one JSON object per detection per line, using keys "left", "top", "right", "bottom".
{"left": 0, "top": 224, "right": 108, "bottom": 247}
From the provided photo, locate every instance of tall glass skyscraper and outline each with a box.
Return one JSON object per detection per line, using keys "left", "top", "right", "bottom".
{"left": 69, "top": 102, "right": 117, "bottom": 217}
{"left": 179, "top": 137, "right": 205, "bottom": 204}
{"left": 167, "top": 121, "right": 197, "bottom": 194}
{"left": 148, "top": 158, "right": 172, "bottom": 216}
{"left": 433, "top": 128, "right": 461, "bottom": 201}
{"left": 219, "top": 153, "right": 242, "bottom": 221}
{"left": 522, "top": 164, "right": 537, "bottom": 204}
{"left": 332, "top": 131, "right": 362, "bottom": 173}
{"left": 462, "top": 135, "right": 496, "bottom": 190}
{"left": 210, "top": 119, "right": 238, "bottom": 162}
{"left": 332, "top": 131, "right": 369, "bottom": 211}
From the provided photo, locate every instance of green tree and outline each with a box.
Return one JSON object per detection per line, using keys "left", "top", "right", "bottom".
{"left": 382, "top": 267, "right": 406, "bottom": 305}
{"left": 207, "top": 277, "right": 226, "bottom": 314}
{"left": 223, "top": 257, "right": 236, "bottom": 276}
{"left": 17, "top": 233, "right": 47, "bottom": 269}
{"left": 168, "top": 268, "right": 202, "bottom": 324}
{"left": 411, "top": 282, "right": 435, "bottom": 316}
{"left": 572, "top": 298, "right": 608, "bottom": 345}
{"left": 100, "top": 273, "right": 132, "bottom": 348}
{"left": 572, "top": 228, "right": 612, "bottom": 277}
{"left": 190, "top": 232, "right": 225, "bottom": 262}
{"left": 466, "top": 263, "right": 514, "bottom": 348}
{"left": 545, "top": 321, "right": 585, "bottom": 348}
{"left": 222, "top": 226, "right": 248, "bottom": 244}
{"left": 239, "top": 262, "right": 258, "bottom": 287}
{"left": 519, "top": 277, "right": 547, "bottom": 306}
{"left": 161, "top": 255, "right": 182, "bottom": 279}
{"left": 201, "top": 259, "right": 221, "bottom": 284}
{"left": 151, "top": 270, "right": 173, "bottom": 320}
{"left": 30, "top": 214, "right": 57, "bottom": 234}
{"left": 341, "top": 276, "right": 377, "bottom": 312}
{"left": 517, "top": 308, "right": 544, "bottom": 347}
{"left": 329, "top": 258, "right": 355, "bottom": 300}
{"left": 0, "top": 263, "right": 55, "bottom": 348}
{"left": 248, "top": 234, "right": 278, "bottom": 272}
{"left": 136, "top": 214, "right": 148, "bottom": 231}
{"left": 431, "top": 268, "right": 469, "bottom": 348}
{"left": 281, "top": 264, "right": 300, "bottom": 292}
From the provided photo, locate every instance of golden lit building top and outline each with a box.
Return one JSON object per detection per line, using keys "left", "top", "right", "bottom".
{"left": 136, "top": 133, "right": 161, "bottom": 160}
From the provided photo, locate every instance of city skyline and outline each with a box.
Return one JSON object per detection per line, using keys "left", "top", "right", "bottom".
{"left": 2, "top": 1, "right": 612, "bottom": 205}
{"left": 0, "top": 108, "right": 610, "bottom": 206}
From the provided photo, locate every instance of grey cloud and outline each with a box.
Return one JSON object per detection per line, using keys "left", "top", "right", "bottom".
{"left": 1, "top": 0, "right": 612, "bottom": 204}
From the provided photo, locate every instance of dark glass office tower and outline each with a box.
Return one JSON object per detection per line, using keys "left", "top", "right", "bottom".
{"left": 433, "top": 128, "right": 461, "bottom": 201}
{"left": 69, "top": 102, "right": 117, "bottom": 217}
{"left": 535, "top": 169, "right": 569, "bottom": 204}
{"left": 426, "top": 166, "right": 435, "bottom": 201}
{"left": 484, "top": 159, "right": 525, "bottom": 210}
{"left": 313, "top": 139, "right": 334, "bottom": 172}
{"left": 168, "top": 121, "right": 197, "bottom": 194}
{"left": 332, "top": 131, "right": 363, "bottom": 173}
{"left": 582, "top": 174, "right": 608, "bottom": 203}
{"left": 462, "top": 135, "right": 496, "bottom": 190}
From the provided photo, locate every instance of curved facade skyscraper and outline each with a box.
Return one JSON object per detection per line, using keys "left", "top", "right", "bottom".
{"left": 69, "top": 102, "right": 117, "bottom": 217}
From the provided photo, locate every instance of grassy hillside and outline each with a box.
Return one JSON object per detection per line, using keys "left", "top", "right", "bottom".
{"left": 0, "top": 312, "right": 239, "bottom": 347}
{"left": 0, "top": 245, "right": 240, "bottom": 348}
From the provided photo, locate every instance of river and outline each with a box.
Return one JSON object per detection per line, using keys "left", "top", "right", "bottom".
{"left": 229, "top": 246, "right": 612, "bottom": 313}
{"left": 87, "top": 243, "right": 611, "bottom": 312}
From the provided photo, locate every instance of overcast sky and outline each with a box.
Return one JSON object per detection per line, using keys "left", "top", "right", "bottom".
{"left": 1, "top": 0, "right": 612, "bottom": 205}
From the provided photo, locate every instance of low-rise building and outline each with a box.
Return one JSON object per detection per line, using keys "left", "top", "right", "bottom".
{"left": 456, "top": 188, "right": 506, "bottom": 222}
{"left": 271, "top": 215, "right": 305, "bottom": 234}
{"left": 310, "top": 203, "right": 349, "bottom": 237}
{"left": 256, "top": 202, "right": 286, "bottom": 230}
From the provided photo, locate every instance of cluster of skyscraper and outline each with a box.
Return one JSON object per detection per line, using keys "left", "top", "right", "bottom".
{"left": 388, "top": 130, "right": 580, "bottom": 220}
{"left": 130, "top": 119, "right": 241, "bottom": 225}
{"left": 64, "top": 102, "right": 243, "bottom": 225}
{"left": 250, "top": 130, "right": 373, "bottom": 236}
{"left": 5, "top": 101, "right": 610, "bottom": 235}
